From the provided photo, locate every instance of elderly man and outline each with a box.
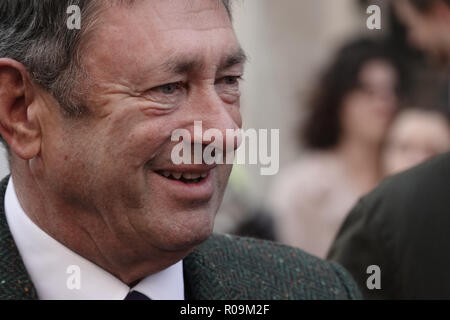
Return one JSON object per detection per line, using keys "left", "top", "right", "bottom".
{"left": 0, "top": 0, "right": 360, "bottom": 300}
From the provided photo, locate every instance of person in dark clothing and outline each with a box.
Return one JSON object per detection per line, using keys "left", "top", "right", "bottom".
{"left": 328, "top": 0, "right": 450, "bottom": 299}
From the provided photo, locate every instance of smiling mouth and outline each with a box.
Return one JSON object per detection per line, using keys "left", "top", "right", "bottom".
{"left": 155, "top": 170, "right": 208, "bottom": 184}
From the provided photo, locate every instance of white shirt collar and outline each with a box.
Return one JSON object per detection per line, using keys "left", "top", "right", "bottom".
{"left": 4, "top": 177, "right": 184, "bottom": 300}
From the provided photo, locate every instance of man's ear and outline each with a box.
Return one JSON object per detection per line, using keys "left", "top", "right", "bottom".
{"left": 0, "top": 58, "right": 42, "bottom": 160}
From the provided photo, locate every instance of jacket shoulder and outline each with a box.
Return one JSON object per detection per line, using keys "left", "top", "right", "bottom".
{"left": 328, "top": 153, "right": 450, "bottom": 299}
{"left": 347, "top": 152, "right": 450, "bottom": 244}
{"left": 184, "top": 234, "right": 361, "bottom": 300}
{"left": 362, "top": 152, "right": 450, "bottom": 218}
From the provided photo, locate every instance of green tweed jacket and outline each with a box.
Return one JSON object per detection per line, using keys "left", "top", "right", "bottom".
{"left": 0, "top": 176, "right": 361, "bottom": 300}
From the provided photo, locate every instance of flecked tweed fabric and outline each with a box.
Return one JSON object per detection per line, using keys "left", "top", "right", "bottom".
{"left": 184, "top": 234, "right": 361, "bottom": 300}
{"left": 0, "top": 176, "right": 38, "bottom": 299}
{"left": 0, "top": 176, "right": 360, "bottom": 300}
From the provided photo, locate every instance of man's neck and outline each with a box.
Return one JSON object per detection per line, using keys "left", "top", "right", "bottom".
{"left": 335, "top": 137, "right": 381, "bottom": 194}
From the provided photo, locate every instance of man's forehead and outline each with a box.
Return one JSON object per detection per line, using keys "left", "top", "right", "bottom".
{"left": 99, "top": 0, "right": 231, "bottom": 33}
{"left": 150, "top": 0, "right": 231, "bottom": 26}
{"left": 84, "top": 0, "right": 239, "bottom": 80}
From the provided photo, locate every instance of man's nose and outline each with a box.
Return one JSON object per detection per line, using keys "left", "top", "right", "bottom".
{"left": 187, "top": 88, "right": 242, "bottom": 152}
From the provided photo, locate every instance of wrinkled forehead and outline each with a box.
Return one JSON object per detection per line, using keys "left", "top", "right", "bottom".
{"left": 82, "top": 0, "right": 238, "bottom": 82}
{"left": 98, "top": 0, "right": 232, "bottom": 31}
{"left": 143, "top": 0, "right": 231, "bottom": 30}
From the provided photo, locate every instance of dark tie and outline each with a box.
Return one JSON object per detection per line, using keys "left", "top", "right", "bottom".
{"left": 124, "top": 290, "right": 151, "bottom": 300}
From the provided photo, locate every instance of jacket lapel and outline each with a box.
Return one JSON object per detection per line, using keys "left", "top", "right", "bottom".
{"left": 0, "top": 176, "right": 38, "bottom": 300}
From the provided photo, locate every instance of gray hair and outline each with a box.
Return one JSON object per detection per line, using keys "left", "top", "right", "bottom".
{"left": 0, "top": 0, "right": 232, "bottom": 149}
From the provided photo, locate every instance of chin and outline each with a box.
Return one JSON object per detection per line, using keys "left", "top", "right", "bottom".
{"left": 183, "top": 216, "right": 216, "bottom": 245}
{"left": 156, "top": 209, "right": 217, "bottom": 252}
{"left": 184, "top": 227, "right": 214, "bottom": 248}
{"left": 162, "top": 228, "right": 214, "bottom": 253}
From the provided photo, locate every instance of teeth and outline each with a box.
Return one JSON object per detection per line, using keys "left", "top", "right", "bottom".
{"left": 172, "top": 172, "right": 182, "bottom": 180}
{"left": 162, "top": 171, "right": 171, "bottom": 178}
{"left": 159, "top": 171, "right": 208, "bottom": 180}
{"left": 181, "top": 173, "right": 202, "bottom": 180}
{"left": 182, "top": 173, "right": 192, "bottom": 180}
{"left": 190, "top": 173, "right": 201, "bottom": 180}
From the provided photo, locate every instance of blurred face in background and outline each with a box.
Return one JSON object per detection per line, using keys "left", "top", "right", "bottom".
{"left": 395, "top": 0, "right": 450, "bottom": 64}
{"left": 339, "top": 60, "right": 399, "bottom": 146}
{"left": 383, "top": 109, "right": 450, "bottom": 176}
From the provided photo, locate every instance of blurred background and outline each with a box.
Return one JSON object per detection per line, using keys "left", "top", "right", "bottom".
{"left": 1, "top": 0, "right": 448, "bottom": 258}
{"left": 213, "top": 0, "right": 450, "bottom": 258}
{"left": 214, "top": 0, "right": 366, "bottom": 237}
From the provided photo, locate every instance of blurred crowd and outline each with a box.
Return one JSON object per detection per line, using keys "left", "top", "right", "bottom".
{"left": 219, "top": 0, "right": 450, "bottom": 293}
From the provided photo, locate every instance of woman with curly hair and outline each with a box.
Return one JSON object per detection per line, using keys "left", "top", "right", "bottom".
{"left": 270, "top": 37, "right": 407, "bottom": 258}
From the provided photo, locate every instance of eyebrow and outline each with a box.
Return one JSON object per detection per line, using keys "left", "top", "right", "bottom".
{"left": 219, "top": 48, "right": 248, "bottom": 71}
{"left": 162, "top": 47, "right": 248, "bottom": 75}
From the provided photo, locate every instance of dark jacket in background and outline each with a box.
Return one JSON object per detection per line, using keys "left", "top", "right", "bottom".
{"left": 328, "top": 152, "right": 450, "bottom": 299}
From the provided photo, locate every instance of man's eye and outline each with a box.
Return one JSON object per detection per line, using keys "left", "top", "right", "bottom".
{"left": 215, "top": 76, "right": 242, "bottom": 104}
{"left": 221, "top": 76, "right": 242, "bottom": 85}
{"left": 156, "top": 82, "right": 183, "bottom": 94}
{"left": 142, "top": 82, "right": 187, "bottom": 108}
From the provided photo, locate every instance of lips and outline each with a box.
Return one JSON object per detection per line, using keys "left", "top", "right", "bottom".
{"left": 156, "top": 171, "right": 208, "bottom": 184}
{"left": 152, "top": 166, "right": 216, "bottom": 201}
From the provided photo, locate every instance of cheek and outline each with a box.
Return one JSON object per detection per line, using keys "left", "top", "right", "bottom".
{"left": 342, "top": 95, "right": 390, "bottom": 135}
{"left": 341, "top": 96, "right": 369, "bottom": 132}
{"left": 39, "top": 130, "right": 105, "bottom": 205}
{"left": 217, "top": 164, "right": 233, "bottom": 189}
{"left": 105, "top": 118, "right": 173, "bottom": 169}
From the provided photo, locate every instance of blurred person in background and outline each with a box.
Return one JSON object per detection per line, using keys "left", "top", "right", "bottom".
{"left": 328, "top": 0, "right": 450, "bottom": 299}
{"left": 269, "top": 38, "right": 406, "bottom": 259}
{"left": 383, "top": 106, "right": 450, "bottom": 176}
{"left": 394, "top": 0, "right": 450, "bottom": 68}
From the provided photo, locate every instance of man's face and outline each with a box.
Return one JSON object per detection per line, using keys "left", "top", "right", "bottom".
{"left": 40, "top": 0, "right": 244, "bottom": 257}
